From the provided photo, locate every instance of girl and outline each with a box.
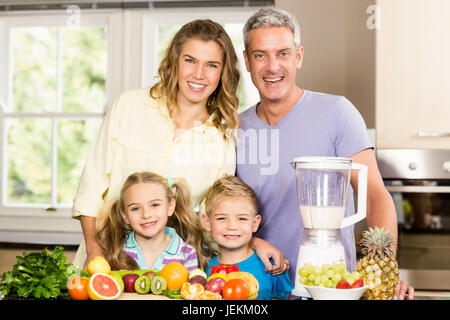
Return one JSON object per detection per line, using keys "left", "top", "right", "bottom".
{"left": 96, "top": 171, "right": 210, "bottom": 271}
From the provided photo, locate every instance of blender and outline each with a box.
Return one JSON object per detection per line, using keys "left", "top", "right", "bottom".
{"left": 290, "top": 157, "right": 368, "bottom": 297}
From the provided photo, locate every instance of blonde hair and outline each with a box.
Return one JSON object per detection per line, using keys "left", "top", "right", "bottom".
{"left": 96, "top": 171, "right": 213, "bottom": 270}
{"left": 150, "top": 19, "right": 240, "bottom": 139}
{"left": 203, "top": 175, "right": 258, "bottom": 217}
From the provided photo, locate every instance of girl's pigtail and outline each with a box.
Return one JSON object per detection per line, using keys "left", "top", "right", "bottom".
{"left": 168, "top": 178, "right": 214, "bottom": 270}
{"left": 95, "top": 198, "right": 139, "bottom": 270}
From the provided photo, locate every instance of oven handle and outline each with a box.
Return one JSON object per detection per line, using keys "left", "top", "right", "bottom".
{"left": 386, "top": 185, "right": 450, "bottom": 193}
{"left": 401, "top": 244, "right": 450, "bottom": 250}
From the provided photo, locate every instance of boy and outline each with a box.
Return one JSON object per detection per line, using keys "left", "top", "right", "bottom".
{"left": 201, "top": 175, "right": 294, "bottom": 300}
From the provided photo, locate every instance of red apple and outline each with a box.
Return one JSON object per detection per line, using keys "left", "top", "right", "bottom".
{"left": 122, "top": 273, "right": 140, "bottom": 293}
{"left": 205, "top": 277, "right": 227, "bottom": 295}
{"left": 336, "top": 280, "right": 351, "bottom": 289}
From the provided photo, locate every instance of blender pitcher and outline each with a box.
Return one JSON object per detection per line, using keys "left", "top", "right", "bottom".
{"left": 292, "top": 156, "right": 367, "bottom": 230}
{"left": 290, "top": 156, "right": 368, "bottom": 297}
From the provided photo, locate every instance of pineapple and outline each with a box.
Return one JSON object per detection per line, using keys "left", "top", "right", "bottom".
{"left": 356, "top": 227, "right": 399, "bottom": 300}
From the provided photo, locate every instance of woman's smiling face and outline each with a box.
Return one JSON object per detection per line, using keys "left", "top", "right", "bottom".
{"left": 121, "top": 182, "right": 175, "bottom": 240}
{"left": 177, "top": 38, "right": 224, "bottom": 108}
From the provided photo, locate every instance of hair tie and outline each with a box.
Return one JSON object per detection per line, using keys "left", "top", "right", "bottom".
{"left": 116, "top": 194, "right": 120, "bottom": 200}
{"left": 167, "top": 177, "right": 177, "bottom": 194}
{"left": 167, "top": 178, "right": 175, "bottom": 188}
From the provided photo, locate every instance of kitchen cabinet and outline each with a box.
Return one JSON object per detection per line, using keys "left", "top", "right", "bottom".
{"left": 375, "top": 0, "right": 450, "bottom": 149}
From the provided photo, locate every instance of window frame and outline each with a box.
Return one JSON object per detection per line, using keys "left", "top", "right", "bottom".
{"left": 0, "top": 11, "right": 123, "bottom": 243}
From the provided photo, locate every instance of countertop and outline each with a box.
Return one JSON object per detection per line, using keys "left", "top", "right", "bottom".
{"left": 115, "top": 290, "right": 450, "bottom": 300}
{"left": 1, "top": 291, "right": 449, "bottom": 300}
{"left": 118, "top": 293, "right": 171, "bottom": 300}
{"left": 413, "top": 290, "right": 450, "bottom": 300}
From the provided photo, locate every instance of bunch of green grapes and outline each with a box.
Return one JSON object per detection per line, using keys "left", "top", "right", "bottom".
{"left": 298, "top": 263, "right": 361, "bottom": 288}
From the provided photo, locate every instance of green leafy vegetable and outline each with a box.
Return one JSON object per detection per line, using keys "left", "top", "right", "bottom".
{"left": 0, "top": 246, "right": 78, "bottom": 300}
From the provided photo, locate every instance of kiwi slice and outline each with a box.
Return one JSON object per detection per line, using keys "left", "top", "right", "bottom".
{"left": 151, "top": 276, "right": 167, "bottom": 295}
{"left": 134, "top": 275, "right": 151, "bottom": 294}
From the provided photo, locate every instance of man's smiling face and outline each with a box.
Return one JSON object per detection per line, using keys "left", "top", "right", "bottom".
{"left": 244, "top": 26, "right": 303, "bottom": 105}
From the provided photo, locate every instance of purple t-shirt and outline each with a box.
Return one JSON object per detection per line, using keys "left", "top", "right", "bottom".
{"left": 236, "top": 90, "right": 373, "bottom": 282}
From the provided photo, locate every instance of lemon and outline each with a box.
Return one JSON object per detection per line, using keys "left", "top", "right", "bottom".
{"left": 87, "top": 256, "right": 111, "bottom": 276}
{"left": 110, "top": 271, "right": 125, "bottom": 293}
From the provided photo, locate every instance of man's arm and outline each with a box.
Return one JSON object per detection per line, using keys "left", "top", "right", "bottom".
{"left": 350, "top": 148, "right": 415, "bottom": 299}
{"left": 349, "top": 148, "right": 398, "bottom": 254}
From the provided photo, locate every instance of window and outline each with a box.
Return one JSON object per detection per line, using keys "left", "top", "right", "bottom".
{"left": 7, "top": 25, "right": 105, "bottom": 206}
{"left": 0, "top": 8, "right": 261, "bottom": 244}
{"left": 141, "top": 9, "right": 260, "bottom": 111}
{"left": 0, "top": 12, "right": 122, "bottom": 242}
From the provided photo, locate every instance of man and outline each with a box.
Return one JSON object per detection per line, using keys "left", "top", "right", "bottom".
{"left": 236, "top": 7, "right": 413, "bottom": 299}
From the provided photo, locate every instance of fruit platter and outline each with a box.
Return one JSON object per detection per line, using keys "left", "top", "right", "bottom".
{"left": 70, "top": 257, "right": 259, "bottom": 300}
{"left": 111, "top": 262, "right": 259, "bottom": 301}
{"left": 0, "top": 247, "right": 259, "bottom": 301}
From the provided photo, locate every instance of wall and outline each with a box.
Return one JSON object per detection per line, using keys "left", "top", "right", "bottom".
{"left": 275, "top": 0, "right": 376, "bottom": 128}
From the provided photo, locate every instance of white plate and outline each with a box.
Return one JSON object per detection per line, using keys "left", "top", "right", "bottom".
{"left": 304, "top": 285, "right": 368, "bottom": 300}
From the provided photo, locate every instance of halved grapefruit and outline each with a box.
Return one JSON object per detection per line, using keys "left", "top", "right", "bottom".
{"left": 87, "top": 273, "right": 121, "bottom": 300}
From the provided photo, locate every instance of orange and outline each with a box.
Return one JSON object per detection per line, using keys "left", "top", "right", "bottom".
{"left": 180, "top": 281, "right": 204, "bottom": 300}
{"left": 67, "top": 276, "right": 90, "bottom": 300}
{"left": 87, "top": 273, "right": 121, "bottom": 300}
{"left": 159, "top": 262, "right": 189, "bottom": 290}
{"left": 87, "top": 256, "right": 111, "bottom": 276}
{"left": 197, "top": 290, "right": 223, "bottom": 300}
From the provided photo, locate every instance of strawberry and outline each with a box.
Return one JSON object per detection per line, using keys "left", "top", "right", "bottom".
{"left": 351, "top": 278, "right": 364, "bottom": 288}
{"left": 336, "top": 280, "right": 351, "bottom": 289}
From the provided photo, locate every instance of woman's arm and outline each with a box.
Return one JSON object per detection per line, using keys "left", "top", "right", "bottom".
{"left": 73, "top": 93, "right": 124, "bottom": 266}
{"left": 80, "top": 216, "right": 104, "bottom": 268}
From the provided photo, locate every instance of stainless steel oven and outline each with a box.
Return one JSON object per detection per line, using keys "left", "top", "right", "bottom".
{"left": 376, "top": 149, "right": 450, "bottom": 290}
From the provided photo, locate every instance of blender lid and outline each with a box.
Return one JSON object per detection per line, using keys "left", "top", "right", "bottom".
{"left": 291, "top": 156, "right": 352, "bottom": 169}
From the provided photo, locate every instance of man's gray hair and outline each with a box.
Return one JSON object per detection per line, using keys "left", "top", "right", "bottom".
{"left": 243, "top": 6, "right": 301, "bottom": 51}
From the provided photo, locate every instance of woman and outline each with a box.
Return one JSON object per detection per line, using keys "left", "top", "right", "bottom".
{"left": 72, "top": 19, "right": 287, "bottom": 273}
